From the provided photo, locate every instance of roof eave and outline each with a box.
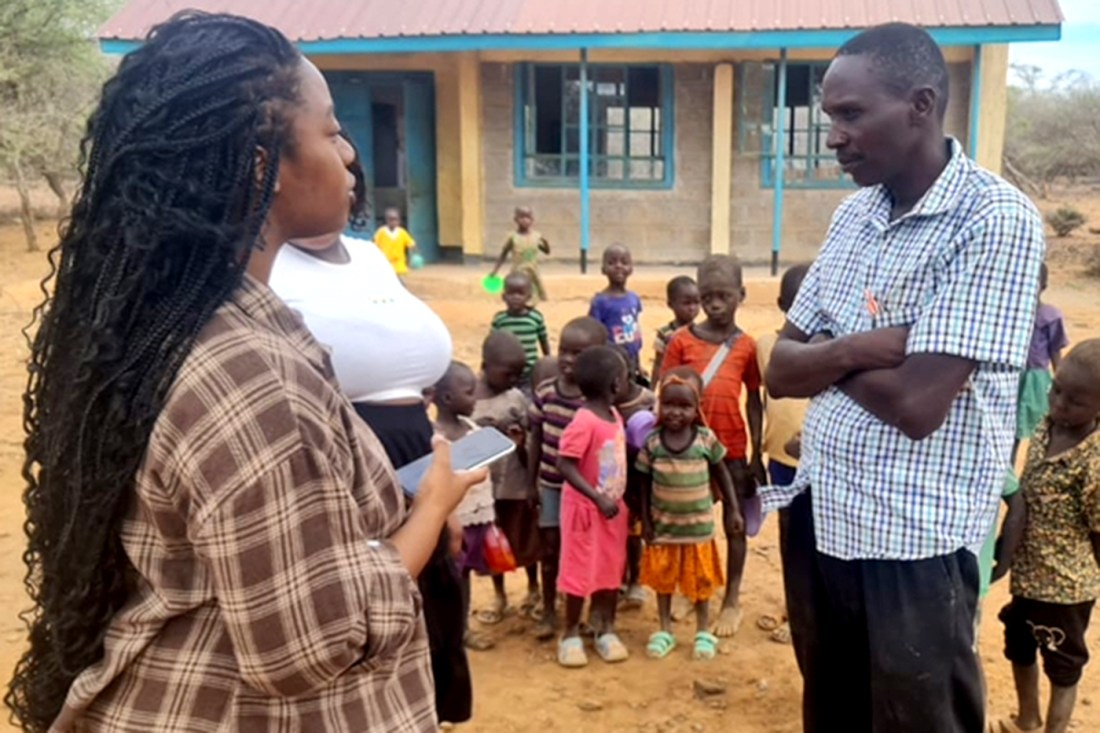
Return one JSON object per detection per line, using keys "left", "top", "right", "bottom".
{"left": 98, "top": 24, "right": 1062, "bottom": 56}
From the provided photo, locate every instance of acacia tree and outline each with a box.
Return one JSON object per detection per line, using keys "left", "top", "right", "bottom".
{"left": 0, "top": 0, "right": 115, "bottom": 251}
{"left": 1004, "top": 65, "right": 1100, "bottom": 196}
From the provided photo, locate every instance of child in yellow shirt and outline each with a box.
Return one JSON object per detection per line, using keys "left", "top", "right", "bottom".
{"left": 755, "top": 263, "right": 810, "bottom": 645}
{"left": 374, "top": 207, "right": 417, "bottom": 275}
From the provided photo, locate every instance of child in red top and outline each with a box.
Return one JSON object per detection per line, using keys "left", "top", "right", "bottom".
{"left": 555, "top": 345, "right": 631, "bottom": 668}
{"left": 660, "top": 254, "right": 764, "bottom": 638}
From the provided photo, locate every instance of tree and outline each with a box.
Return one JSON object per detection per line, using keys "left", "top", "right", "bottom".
{"left": 1004, "top": 65, "right": 1100, "bottom": 196}
{"left": 0, "top": 0, "right": 117, "bottom": 251}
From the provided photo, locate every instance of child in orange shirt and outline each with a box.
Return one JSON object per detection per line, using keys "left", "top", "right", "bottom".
{"left": 374, "top": 207, "right": 417, "bottom": 276}
{"left": 660, "top": 254, "right": 764, "bottom": 638}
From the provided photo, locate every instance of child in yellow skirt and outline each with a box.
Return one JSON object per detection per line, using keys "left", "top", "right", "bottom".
{"left": 637, "top": 368, "right": 742, "bottom": 660}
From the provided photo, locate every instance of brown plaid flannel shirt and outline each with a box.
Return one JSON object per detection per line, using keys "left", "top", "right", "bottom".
{"left": 53, "top": 276, "right": 436, "bottom": 732}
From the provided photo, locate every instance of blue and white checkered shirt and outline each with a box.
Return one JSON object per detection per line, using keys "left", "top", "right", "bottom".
{"left": 761, "top": 139, "right": 1045, "bottom": 561}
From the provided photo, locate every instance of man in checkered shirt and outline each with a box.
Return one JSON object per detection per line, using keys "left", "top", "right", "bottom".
{"left": 763, "top": 23, "right": 1045, "bottom": 733}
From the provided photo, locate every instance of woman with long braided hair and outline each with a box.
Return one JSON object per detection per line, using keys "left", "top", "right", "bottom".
{"left": 8, "top": 12, "right": 480, "bottom": 732}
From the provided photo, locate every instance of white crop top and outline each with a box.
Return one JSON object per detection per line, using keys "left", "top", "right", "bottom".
{"left": 270, "top": 236, "right": 452, "bottom": 404}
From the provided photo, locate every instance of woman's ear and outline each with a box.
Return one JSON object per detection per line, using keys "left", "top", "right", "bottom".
{"left": 255, "top": 146, "right": 280, "bottom": 194}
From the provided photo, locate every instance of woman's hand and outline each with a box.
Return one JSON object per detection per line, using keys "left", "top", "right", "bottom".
{"left": 392, "top": 437, "right": 488, "bottom": 578}
{"left": 414, "top": 436, "right": 488, "bottom": 521}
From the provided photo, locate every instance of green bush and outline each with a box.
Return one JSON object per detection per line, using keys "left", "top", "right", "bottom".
{"left": 1047, "top": 206, "right": 1086, "bottom": 237}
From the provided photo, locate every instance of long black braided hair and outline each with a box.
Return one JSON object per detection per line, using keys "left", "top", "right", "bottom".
{"left": 8, "top": 12, "right": 303, "bottom": 730}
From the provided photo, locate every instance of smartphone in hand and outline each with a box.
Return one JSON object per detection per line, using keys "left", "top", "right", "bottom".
{"left": 396, "top": 427, "right": 515, "bottom": 495}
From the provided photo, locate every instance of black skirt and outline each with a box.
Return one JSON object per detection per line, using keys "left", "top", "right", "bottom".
{"left": 353, "top": 402, "right": 472, "bottom": 724}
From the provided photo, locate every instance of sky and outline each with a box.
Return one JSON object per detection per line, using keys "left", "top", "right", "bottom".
{"left": 1009, "top": 0, "right": 1100, "bottom": 83}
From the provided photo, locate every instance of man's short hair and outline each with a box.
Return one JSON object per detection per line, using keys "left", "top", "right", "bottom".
{"left": 837, "top": 23, "right": 949, "bottom": 117}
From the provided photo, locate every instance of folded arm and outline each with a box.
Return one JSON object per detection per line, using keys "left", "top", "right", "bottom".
{"left": 765, "top": 322, "right": 910, "bottom": 399}
{"left": 838, "top": 353, "right": 976, "bottom": 441}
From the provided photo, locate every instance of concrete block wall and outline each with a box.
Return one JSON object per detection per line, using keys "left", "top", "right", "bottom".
{"left": 729, "top": 61, "right": 974, "bottom": 265}
{"left": 479, "top": 59, "right": 975, "bottom": 266}
{"left": 480, "top": 62, "right": 715, "bottom": 264}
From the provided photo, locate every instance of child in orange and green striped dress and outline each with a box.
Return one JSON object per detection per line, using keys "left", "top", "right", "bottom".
{"left": 637, "top": 368, "right": 741, "bottom": 661}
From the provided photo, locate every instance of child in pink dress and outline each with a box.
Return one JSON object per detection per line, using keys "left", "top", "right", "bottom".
{"left": 556, "top": 345, "right": 631, "bottom": 668}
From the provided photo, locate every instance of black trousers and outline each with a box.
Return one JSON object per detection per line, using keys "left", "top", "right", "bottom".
{"left": 781, "top": 491, "right": 985, "bottom": 733}
{"left": 354, "top": 402, "right": 472, "bottom": 724}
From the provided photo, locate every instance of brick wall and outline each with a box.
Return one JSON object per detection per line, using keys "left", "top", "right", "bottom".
{"left": 479, "top": 60, "right": 975, "bottom": 266}
{"left": 480, "top": 62, "right": 714, "bottom": 265}
{"left": 730, "top": 61, "right": 973, "bottom": 266}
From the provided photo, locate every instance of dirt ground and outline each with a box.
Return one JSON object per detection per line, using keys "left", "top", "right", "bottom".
{"left": 0, "top": 188, "right": 1097, "bottom": 731}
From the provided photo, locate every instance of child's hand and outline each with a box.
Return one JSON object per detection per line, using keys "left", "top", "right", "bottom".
{"left": 784, "top": 432, "right": 802, "bottom": 460}
{"left": 446, "top": 514, "right": 464, "bottom": 558}
{"left": 750, "top": 457, "right": 767, "bottom": 488}
{"left": 991, "top": 534, "right": 1011, "bottom": 583}
{"left": 595, "top": 495, "right": 620, "bottom": 520}
{"left": 643, "top": 520, "right": 655, "bottom": 543}
{"left": 723, "top": 501, "right": 745, "bottom": 537}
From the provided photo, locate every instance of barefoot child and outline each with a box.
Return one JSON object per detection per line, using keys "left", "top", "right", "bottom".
{"left": 588, "top": 244, "right": 644, "bottom": 378}
{"left": 491, "top": 271, "right": 551, "bottom": 392}
{"left": 652, "top": 276, "right": 701, "bottom": 378}
{"left": 556, "top": 345, "right": 631, "bottom": 667}
{"left": 528, "top": 317, "right": 609, "bottom": 640}
{"left": 473, "top": 331, "right": 541, "bottom": 621}
{"left": 432, "top": 362, "right": 498, "bottom": 651}
{"left": 755, "top": 263, "right": 811, "bottom": 645}
{"left": 660, "top": 254, "right": 764, "bottom": 638}
{"left": 993, "top": 339, "right": 1100, "bottom": 733}
{"left": 490, "top": 206, "right": 551, "bottom": 301}
{"left": 638, "top": 368, "right": 740, "bottom": 660}
{"left": 373, "top": 206, "right": 417, "bottom": 276}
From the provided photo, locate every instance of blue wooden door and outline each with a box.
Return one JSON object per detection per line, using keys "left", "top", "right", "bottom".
{"left": 323, "top": 70, "right": 438, "bottom": 259}
{"left": 325, "top": 72, "right": 374, "bottom": 236}
{"left": 403, "top": 78, "right": 439, "bottom": 262}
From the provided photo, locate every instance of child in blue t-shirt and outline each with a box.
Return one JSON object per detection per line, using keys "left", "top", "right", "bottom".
{"left": 589, "top": 244, "right": 644, "bottom": 380}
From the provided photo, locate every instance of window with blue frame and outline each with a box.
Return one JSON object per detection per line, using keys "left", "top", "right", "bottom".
{"left": 755, "top": 61, "right": 852, "bottom": 189}
{"left": 515, "top": 63, "right": 673, "bottom": 188}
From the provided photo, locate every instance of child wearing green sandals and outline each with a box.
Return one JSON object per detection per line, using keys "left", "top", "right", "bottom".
{"left": 637, "top": 368, "right": 741, "bottom": 660}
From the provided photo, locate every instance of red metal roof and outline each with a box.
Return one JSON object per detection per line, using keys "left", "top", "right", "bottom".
{"left": 100, "top": 0, "right": 1063, "bottom": 42}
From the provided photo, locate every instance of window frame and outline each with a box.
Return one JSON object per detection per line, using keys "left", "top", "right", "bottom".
{"left": 757, "top": 60, "right": 855, "bottom": 190}
{"left": 513, "top": 62, "right": 675, "bottom": 190}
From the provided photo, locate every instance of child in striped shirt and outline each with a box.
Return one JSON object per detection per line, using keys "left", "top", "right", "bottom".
{"left": 528, "top": 317, "right": 608, "bottom": 641}
{"left": 638, "top": 368, "right": 740, "bottom": 661}
{"left": 491, "top": 272, "right": 550, "bottom": 392}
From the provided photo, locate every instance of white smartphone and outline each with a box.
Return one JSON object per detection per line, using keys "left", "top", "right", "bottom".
{"left": 396, "top": 427, "right": 516, "bottom": 495}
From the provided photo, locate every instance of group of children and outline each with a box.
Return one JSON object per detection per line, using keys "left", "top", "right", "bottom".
{"left": 424, "top": 205, "right": 808, "bottom": 668}
{"left": 423, "top": 205, "right": 1100, "bottom": 729}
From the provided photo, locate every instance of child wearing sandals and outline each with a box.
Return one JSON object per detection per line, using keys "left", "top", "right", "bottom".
{"left": 555, "top": 345, "right": 631, "bottom": 667}
{"left": 432, "top": 361, "right": 498, "bottom": 651}
{"left": 637, "top": 368, "right": 741, "bottom": 660}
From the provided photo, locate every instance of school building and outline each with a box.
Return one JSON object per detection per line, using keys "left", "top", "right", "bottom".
{"left": 99, "top": 0, "right": 1063, "bottom": 268}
